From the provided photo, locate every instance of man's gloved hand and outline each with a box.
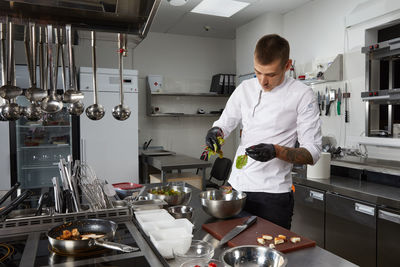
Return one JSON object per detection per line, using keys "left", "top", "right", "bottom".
{"left": 245, "top": 143, "right": 276, "bottom": 162}
{"left": 205, "top": 127, "right": 224, "bottom": 152}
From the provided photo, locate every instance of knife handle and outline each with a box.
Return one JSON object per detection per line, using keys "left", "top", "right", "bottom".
{"left": 337, "top": 101, "right": 341, "bottom": 115}
{"left": 345, "top": 110, "right": 349, "bottom": 123}
{"left": 318, "top": 104, "right": 321, "bottom": 116}
{"left": 325, "top": 103, "right": 330, "bottom": 116}
{"left": 321, "top": 100, "right": 324, "bottom": 111}
{"left": 244, "top": 216, "right": 257, "bottom": 227}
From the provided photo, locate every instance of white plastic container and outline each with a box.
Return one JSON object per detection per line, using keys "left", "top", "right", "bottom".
{"left": 149, "top": 228, "right": 193, "bottom": 259}
{"left": 148, "top": 75, "right": 163, "bottom": 92}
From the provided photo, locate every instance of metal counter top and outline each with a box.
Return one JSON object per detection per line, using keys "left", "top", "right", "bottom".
{"left": 163, "top": 186, "right": 357, "bottom": 267}
{"left": 293, "top": 173, "right": 400, "bottom": 210}
{"left": 332, "top": 156, "right": 400, "bottom": 176}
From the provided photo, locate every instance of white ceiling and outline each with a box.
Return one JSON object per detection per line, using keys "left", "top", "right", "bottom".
{"left": 150, "top": 0, "right": 312, "bottom": 39}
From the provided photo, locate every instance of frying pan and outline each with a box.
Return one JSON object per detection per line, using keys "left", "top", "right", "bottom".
{"left": 47, "top": 219, "right": 138, "bottom": 253}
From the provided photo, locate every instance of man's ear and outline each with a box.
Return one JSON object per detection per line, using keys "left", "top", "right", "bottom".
{"left": 284, "top": 59, "right": 292, "bottom": 71}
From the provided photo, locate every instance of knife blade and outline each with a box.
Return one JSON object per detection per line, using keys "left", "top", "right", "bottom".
{"left": 317, "top": 91, "right": 321, "bottom": 116}
{"left": 337, "top": 88, "right": 342, "bottom": 115}
{"left": 218, "top": 216, "right": 257, "bottom": 247}
{"left": 325, "top": 87, "right": 331, "bottom": 116}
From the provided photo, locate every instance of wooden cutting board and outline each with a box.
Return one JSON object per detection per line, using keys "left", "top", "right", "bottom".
{"left": 202, "top": 216, "right": 315, "bottom": 253}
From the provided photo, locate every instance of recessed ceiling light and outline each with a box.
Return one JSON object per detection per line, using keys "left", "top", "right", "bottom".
{"left": 191, "top": 0, "right": 250, "bottom": 18}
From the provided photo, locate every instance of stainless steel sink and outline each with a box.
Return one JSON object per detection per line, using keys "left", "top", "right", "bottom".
{"left": 142, "top": 149, "right": 175, "bottom": 156}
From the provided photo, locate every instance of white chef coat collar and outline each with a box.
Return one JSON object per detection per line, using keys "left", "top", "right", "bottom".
{"left": 253, "top": 77, "right": 288, "bottom": 116}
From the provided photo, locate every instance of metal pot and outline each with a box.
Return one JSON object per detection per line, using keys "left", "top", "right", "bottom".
{"left": 47, "top": 219, "right": 138, "bottom": 253}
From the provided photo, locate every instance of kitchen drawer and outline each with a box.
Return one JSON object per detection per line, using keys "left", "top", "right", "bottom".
{"left": 377, "top": 208, "right": 400, "bottom": 267}
{"left": 325, "top": 192, "right": 376, "bottom": 267}
{"left": 291, "top": 184, "right": 325, "bottom": 247}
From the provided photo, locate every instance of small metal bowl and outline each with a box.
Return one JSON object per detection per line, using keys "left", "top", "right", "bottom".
{"left": 221, "top": 245, "right": 288, "bottom": 267}
{"left": 199, "top": 190, "right": 246, "bottom": 219}
{"left": 147, "top": 186, "right": 192, "bottom": 206}
{"left": 112, "top": 183, "right": 142, "bottom": 199}
{"left": 167, "top": 205, "right": 193, "bottom": 220}
{"left": 112, "top": 200, "right": 128, "bottom": 208}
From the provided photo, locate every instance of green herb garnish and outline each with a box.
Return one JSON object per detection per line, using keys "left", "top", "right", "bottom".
{"left": 236, "top": 154, "right": 248, "bottom": 169}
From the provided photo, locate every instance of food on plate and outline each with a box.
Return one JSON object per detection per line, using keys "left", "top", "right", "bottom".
{"left": 205, "top": 136, "right": 225, "bottom": 159}
{"left": 56, "top": 228, "right": 105, "bottom": 241}
{"left": 290, "top": 237, "right": 301, "bottom": 243}
{"left": 269, "top": 243, "right": 276, "bottom": 249}
{"left": 257, "top": 237, "right": 266, "bottom": 245}
{"left": 262, "top": 234, "right": 273, "bottom": 240}
{"left": 274, "top": 237, "right": 285, "bottom": 245}
{"left": 278, "top": 234, "right": 286, "bottom": 240}
{"left": 150, "top": 188, "right": 181, "bottom": 196}
{"left": 236, "top": 154, "right": 248, "bottom": 169}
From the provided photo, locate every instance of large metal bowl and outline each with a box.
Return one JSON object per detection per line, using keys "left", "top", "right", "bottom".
{"left": 199, "top": 190, "right": 246, "bottom": 219}
{"left": 147, "top": 186, "right": 192, "bottom": 206}
{"left": 221, "top": 245, "right": 288, "bottom": 267}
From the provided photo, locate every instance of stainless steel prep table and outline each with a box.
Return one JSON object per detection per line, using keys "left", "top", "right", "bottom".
{"left": 142, "top": 154, "right": 212, "bottom": 190}
{"left": 138, "top": 185, "right": 358, "bottom": 267}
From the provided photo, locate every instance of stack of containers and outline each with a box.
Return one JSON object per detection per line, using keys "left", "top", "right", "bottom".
{"left": 135, "top": 209, "right": 193, "bottom": 258}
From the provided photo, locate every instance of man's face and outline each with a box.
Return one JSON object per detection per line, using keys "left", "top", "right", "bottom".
{"left": 254, "top": 58, "right": 291, "bottom": 91}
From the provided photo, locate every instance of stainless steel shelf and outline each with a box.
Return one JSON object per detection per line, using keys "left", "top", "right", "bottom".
{"left": 151, "top": 92, "right": 230, "bottom": 97}
{"left": 20, "top": 165, "right": 58, "bottom": 170}
{"left": 17, "top": 125, "right": 71, "bottom": 128}
{"left": 149, "top": 113, "right": 221, "bottom": 117}
{"left": 18, "top": 144, "right": 70, "bottom": 149}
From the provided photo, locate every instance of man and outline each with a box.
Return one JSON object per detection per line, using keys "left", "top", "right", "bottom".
{"left": 205, "top": 34, "right": 321, "bottom": 229}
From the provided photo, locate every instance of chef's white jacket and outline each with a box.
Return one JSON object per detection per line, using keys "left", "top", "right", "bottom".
{"left": 213, "top": 77, "right": 322, "bottom": 193}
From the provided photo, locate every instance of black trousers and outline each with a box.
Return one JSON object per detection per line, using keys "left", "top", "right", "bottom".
{"left": 240, "top": 191, "right": 294, "bottom": 230}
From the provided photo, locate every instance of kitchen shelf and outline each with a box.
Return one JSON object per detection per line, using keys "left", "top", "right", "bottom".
{"left": 18, "top": 144, "right": 70, "bottom": 149}
{"left": 149, "top": 113, "right": 221, "bottom": 117}
{"left": 17, "top": 125, "right": 71, "bottom": 128}
{"left": 151, "top": 92, "right": 230, "bottom": 97}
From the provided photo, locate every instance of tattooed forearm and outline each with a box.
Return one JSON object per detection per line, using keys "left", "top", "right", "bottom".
{"left": 273, "top": 145, "right": 313, "bottom": 165}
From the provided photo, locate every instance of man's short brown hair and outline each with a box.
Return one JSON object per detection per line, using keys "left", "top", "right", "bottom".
{"left": 254, "top": 34, "right": 290, "bottom": 68}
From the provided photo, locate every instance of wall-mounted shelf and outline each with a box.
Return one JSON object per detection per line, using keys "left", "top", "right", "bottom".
{"left": 151, "top": 92, "right": 230, "bottom": 97}
{"left": 149, "top": 113, "right": 221, "bottom": 117}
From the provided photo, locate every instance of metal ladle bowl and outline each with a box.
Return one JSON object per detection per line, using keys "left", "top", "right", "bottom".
{"left": 86, "top": 103, "right": 105, "bottom": 120}
{"left": 41, "top": 93, "right": 63, "bottom": 113}
{"left": 1, "top": 102, "right": 21, "bottom": 121}
{"left": 112, "top": 104, "right": 131, "bottom": 121}
{"left": 68, "top": 101, "right": 84, "bottom": 116}
{"left": 22, "top": 102, "right": 42, "bottom": 121}
{"left": 0, "top": 84, "right": 22, "bottom": 100}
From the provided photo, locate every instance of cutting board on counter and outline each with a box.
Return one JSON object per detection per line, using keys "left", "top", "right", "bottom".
{"left": 202, "top": 216, "right": 315, "bottom": 253}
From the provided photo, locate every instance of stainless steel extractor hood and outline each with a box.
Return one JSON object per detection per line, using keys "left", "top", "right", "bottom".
{"left": 0, "top": 0, "right": 161, "bottom": 38}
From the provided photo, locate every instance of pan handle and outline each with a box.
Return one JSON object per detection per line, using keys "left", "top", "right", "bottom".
{"left": 0, "top": 182, "right": 20, "bottom": 206}
{"left": 0, "top": 190, "right": 32, "bottom": 221}
{"left": 89, "top": 239, "right": 139, "bottom": 253}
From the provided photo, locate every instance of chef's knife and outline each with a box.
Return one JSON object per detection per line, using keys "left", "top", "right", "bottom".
{"left": 325, "top": 87, "right": 330, "bottom": 116}
{"left": 337, "top": 88, "right": 342, "bottom": 115}
{"left": 218, "top": 216, "right": 257, "bottom": 247}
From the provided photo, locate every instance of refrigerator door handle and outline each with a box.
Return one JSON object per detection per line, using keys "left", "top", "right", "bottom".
{"left": 379, "top": 210, "right": 400, "bottom": 224}
{"left": 355, "top": 203, "right": 375, "bottom": 216}
{"left": 310, "top": 190, "right": 324, "bottom": 201}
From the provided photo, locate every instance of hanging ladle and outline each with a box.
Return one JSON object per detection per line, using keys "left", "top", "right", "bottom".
{"left": 112, "top": 33, "right": 131, "bottom": 121}
{"left": 22, "top": 24, "right": 42, "bottom": 121}
{"left": 0, "top": 20, "right": 22, "bottom": 101}
{"left": 85, "top": 31, "right": 104, "bottom": 120}
{"left": 65, "top": 25, "right": 84, "bottom": 116}
{"left": 63, "top": 24, "right": 83, "bottom": 104}
{"left": 41, "top": 25, "right": 63, "bottom": 113}
{"left": 25, "top": 23, "right": 47, "bottom": 103}
{"left": 1, "top": 21, "right": 21, "bottom": 121}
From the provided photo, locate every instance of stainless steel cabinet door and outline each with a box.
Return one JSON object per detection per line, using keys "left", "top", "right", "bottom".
{"left": 291, "top": 184, "right": 325, "bottom": 247}
{"left": 377, "top": 208, "right": 400, "bottom": 267}
{"left": 325, "top": 192, "right": 376, "bottom": 267}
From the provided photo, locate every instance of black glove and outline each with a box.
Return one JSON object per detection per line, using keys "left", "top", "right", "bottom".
{"left": 245, "top": 143, "right": 276, "bottom": 162}
{"left": 205, "top": 127, "right": 223, "bottom": 152}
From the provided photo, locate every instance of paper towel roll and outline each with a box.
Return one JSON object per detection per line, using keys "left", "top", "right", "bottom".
{"left": 307, "top": 152, "right": 331, "bottom": 179}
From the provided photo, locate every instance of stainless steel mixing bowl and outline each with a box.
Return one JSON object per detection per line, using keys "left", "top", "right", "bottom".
{"left": 199, "top": 190, "right": 246, "bottom": 219}
{"left": 167, "top": 205, "right": 194, "bottom": 220}
{"left": 147, "top": 185, "right": 192, "bottom": 206}
{"left": 221, "top": 245, "right": 288, "bottom": 267}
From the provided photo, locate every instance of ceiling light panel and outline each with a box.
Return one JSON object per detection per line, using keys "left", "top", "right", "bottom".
{"left": 191, "top": 0, "right": 250, "bottom": 18}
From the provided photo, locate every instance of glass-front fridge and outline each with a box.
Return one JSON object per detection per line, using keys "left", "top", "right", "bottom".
{"left": 10, "top": 94, "right": 80, "bottom": 189}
